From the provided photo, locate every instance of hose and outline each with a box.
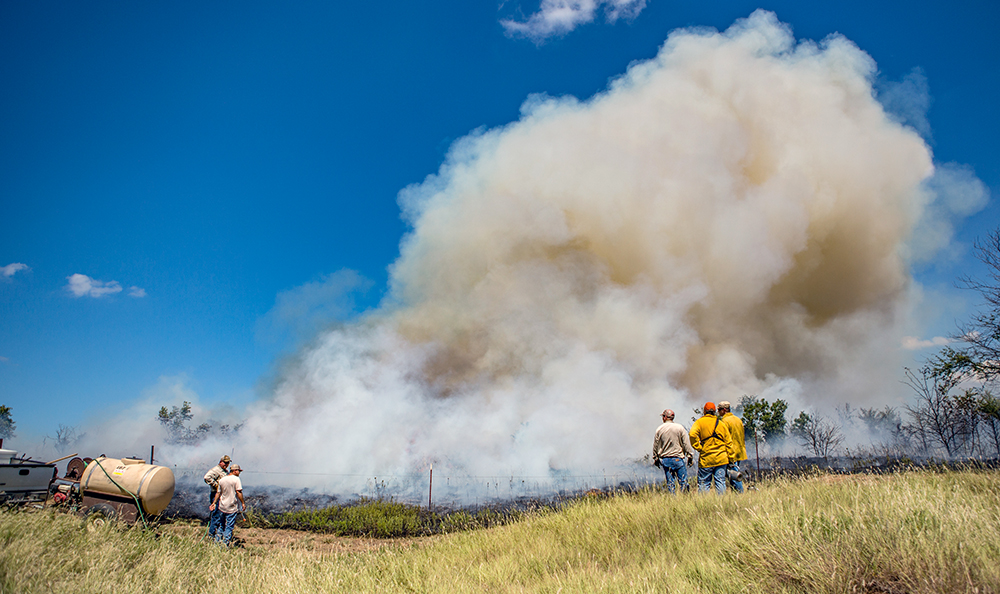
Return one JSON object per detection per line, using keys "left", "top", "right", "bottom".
{"left": 91, "top": 458, "right": 149, "bottom": 530}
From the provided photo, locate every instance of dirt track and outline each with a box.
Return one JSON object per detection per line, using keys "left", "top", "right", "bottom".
{"left": 160, "top": 519, "right": 430, "bottom": 555}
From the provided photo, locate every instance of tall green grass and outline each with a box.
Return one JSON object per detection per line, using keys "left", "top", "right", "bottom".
{"left": 1, "top": 469, "right": 998, "bottom": 593}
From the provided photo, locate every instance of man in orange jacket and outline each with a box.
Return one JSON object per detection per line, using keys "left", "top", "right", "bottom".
{"left": 689, "top": 402, "right": 736, "bottom": 494}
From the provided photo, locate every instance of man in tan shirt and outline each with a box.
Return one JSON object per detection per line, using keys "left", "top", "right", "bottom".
{"left": 652, "top": 409, "right": 695, "bottom": 493}
{"left": 209, "top": 464, "right": 245, "bottom": 545}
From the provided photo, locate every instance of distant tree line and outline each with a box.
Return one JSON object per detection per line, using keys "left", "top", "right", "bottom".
{"left": 732, "top": 387, "right": 1000, "bottom": 461}
{"left": 736, "top": 396, "right": 849, "bottom": 459}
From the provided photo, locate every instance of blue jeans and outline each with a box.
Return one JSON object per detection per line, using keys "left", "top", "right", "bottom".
{"left": 697, "top": 464, "right": 727, "bottom": 494}
{"left": 216, "top": 511, "right": 238, "bottom": 545}
{"left": 208, "top": 491, "right": 222, "bottom": 537}
{"left": 728, "top": 460, "right": 744, "bottom": 493}
{"left": 660, "top": 458, "right": 687, "bottom": 493}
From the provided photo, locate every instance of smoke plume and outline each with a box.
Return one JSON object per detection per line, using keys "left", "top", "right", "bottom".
{"left": 163, "top": 11, "right": 971, "bottom": 499}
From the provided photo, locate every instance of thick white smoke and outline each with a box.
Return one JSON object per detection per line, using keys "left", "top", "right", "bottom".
{"left": 159, "top": 11, "right": 967, "bottom": 499}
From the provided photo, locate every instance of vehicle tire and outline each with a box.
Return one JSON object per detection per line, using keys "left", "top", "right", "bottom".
{"left": 84, "top": 503, "right": 118, "bottom": 532}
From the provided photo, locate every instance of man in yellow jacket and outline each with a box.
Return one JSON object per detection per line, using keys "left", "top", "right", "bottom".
{"left": 689, "top": 402, "right": 736, "bottom": 494}
{"left": 718, "top": 401, "right": 747, "bottom": 493}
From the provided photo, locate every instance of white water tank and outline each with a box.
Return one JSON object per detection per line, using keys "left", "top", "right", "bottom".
{"left": 80, "top": 457, "right": 175, "bottom": 515}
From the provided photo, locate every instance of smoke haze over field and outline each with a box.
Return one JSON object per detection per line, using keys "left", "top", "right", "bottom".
{"left": 59, "top": 11, "right": 985, "bottom": 499}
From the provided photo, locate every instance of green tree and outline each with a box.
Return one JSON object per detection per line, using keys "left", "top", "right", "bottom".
{"left": 738, "top": 396, "right": 764, "bottom": 439}
{"left": 158, "top": 401, "right": 210, "bottom": 445}
{"left": 765, "top": 399, "right": 789, "bottom": 439}
{"left": 738, "top": 396, "right": 788, "bottom": 442}
{"left": 790, "top": 411, "right": 811, "bottom": 439}
{"left": 0, "top": 405, "right": 15, "bottom": 440}
{"left": 910, "top": 229, "right": 1000, "bottom": 457}
{"left": 928, "top": 228, "right": 1000, "bottom": 384}
{"left": 903, "top": 367, "right": 980, "bottom": 457}
{"left": 979, "top": 391, "right": 1000, "bottom": 457}
{"left": 858, "top": 406, "right": 901, "bottom": 434}
{"left": 156, "top": 401, "right": 242, "bottom": 445}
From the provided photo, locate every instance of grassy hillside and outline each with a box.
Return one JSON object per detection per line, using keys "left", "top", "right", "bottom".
{"left": 1, "top": 470, "right": 998, "bottom": 593}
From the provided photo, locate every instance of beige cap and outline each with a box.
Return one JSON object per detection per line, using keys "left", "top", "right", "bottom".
{"left": 230, "top": 464, "right": 241, "bottom": 472}
{"left": 221, "top": 455, "right": 232, "bottom": 463}
{"left": 718, "top": 401, "right": 731, "bottom": 409}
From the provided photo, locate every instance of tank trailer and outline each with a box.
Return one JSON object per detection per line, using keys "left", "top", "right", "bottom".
{"left": 2, "top": 448, "right": 175, "bottom": 529}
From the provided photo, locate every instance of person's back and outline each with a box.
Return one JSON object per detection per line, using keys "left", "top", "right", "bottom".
{"left": 217, "top": 473, "right": 243, "bottom": 514}
{"left": 717, "top": 401, "right": 746, "bottom": 493}
{"left": 210, "top": 464, "right": 245, "bottom": 545}
{"left": 689, "top": 413, "right": 734, "bottom": 468}
{"left": 689, "top": 402, "right": 735, "bottom": 494}
{"left": 653, "top": 409, "right": 693, "bottom": 493}
{"left": 654, "top": 421, "right": 694, "bottom": 460}
{"left": 719, "top": 411, "right": 746, "bottom": 461}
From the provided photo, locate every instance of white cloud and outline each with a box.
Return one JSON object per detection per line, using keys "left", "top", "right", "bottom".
{"left": 901, "top": 336, "right": 952, "bottom": 350}
{"left": 128, "top": 286, "right": 147, "bottom": 298}
{"left": 0, "top": 356, "right": 9, "bottom": 363}
{"left": 1, "top": 263, "right": 29, "bottom": 278}
{"left": 502, "top": 0, "right": 647, "bottom": 42}
{"left": 66, "top": 273, "right": 123, "bottom": 298}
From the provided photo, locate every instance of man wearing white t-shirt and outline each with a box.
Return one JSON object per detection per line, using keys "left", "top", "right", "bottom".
{"left": 209, "top": 464, "right": 245, "bottom": 545}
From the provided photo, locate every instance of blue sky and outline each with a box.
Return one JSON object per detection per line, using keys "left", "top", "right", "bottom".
{"left": 2, "top": 0, "right": 998, "bottom": 445}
